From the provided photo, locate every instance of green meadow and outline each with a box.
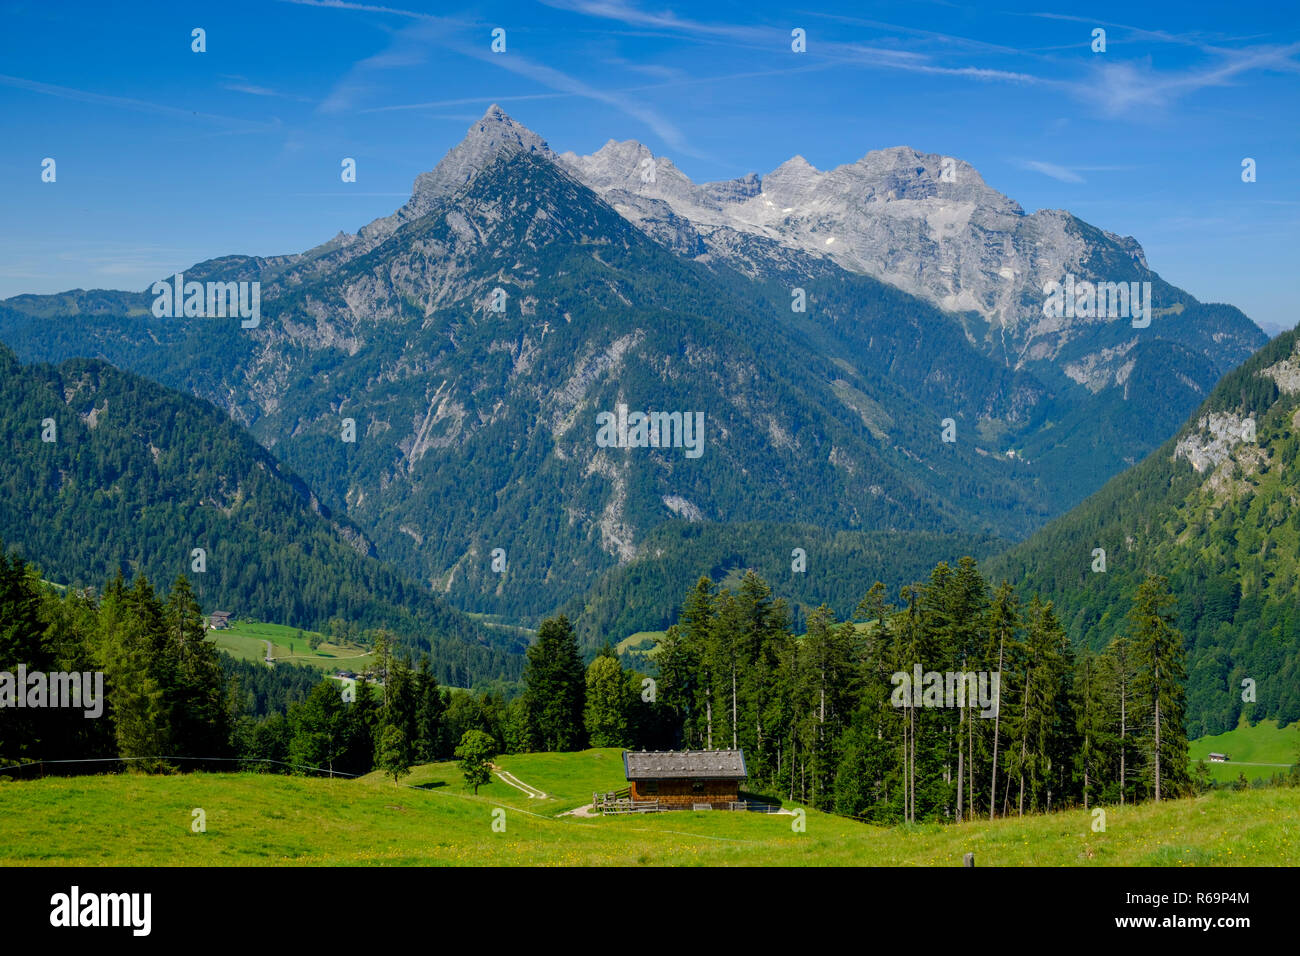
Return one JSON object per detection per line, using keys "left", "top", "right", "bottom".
{"left": 211, "top": 620, "right": 374, "bottom": 673}
{"left": 615, "top": 631, "right": 663, "bottom": 655}
{"left": 2, "top": 748, "right": 1297, "bottom": 866}
{"left": 1189, "top": 717, "right": 1299, "bottom": 783}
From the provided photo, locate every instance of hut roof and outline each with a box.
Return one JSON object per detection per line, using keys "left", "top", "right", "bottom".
{"left": 623, "top": 749, "right": 747, "bottom": 781}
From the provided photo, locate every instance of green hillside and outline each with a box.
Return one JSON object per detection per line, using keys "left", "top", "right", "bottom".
{"left": 1190, "top": 718, "right": 1299, "bottom": 783}
{"left": 989, "top": 326, "right": 1300, "bottom": 735}
{"left": 2, "top": 749, "right": 1296, "bottom": 866}
{"left": 0, "top": 346, "right": 522, "bottom": 686}
{"left": 211, "top": 620, "right": 375, "bottom": 673}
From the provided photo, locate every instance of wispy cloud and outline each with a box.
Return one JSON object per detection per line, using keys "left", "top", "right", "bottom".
{"left": 545, "top": 0, "right": 1046, "bottom": 85}
{"left": 1009, "top": 12, "right": 1300, "bottom": 116}
{"left": 309, "top": 10, "right": 702, "bottom": 156}
{"left": 1017, "top": 160, "right": 1086, "bottom": 183}
{"left": 602, "top": 57, "right": 685, "bottom": 82}
{"left": 541, "top": 0, "right": 783, "bottom": 46}
{"left": 802, "top": 11, "right": 1035, "bottom": 58}
{"left": 826, "top": 46, "right": 1042, "bottom": 83}
{"left": 276, "top": 0, "right": 470, "bottom": 22}
{"left": 548, "top": 0, "right": 1300, "bottom": 121}
{"left": 1021, "top": 12, "right": 1257, "bottom": 50}
{"left": 1073, "top": 42, "right": 1300, "bottom": 116}
{"left": 0, "top": 74, "right": 280, "bottom": 131}
{"left": 469, "top": 43, "right": 700, "bottom": 156}
{"left": 221, "top": 77, "right": 315, "bottom": 103}
{"left": 362, "top": 92, "right": 573, "bottom": 114}
{"left": 315, "top": 19, "right": 444, "bottom": 114}
{"left": 1014, "top": 160, "right": 1137, "bottom": 184}
{"left": 361, "top": 61, "right": 838, "bottom": 119}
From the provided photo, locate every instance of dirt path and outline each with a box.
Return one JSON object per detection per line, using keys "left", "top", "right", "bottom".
{"left": 490, "top": 765, "right": 547, "bottom": 799}
{"left": 263, "top": 640, "right": 274, "bottom": 666}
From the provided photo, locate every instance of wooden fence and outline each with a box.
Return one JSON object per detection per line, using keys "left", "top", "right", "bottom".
{"left": 592, "top": 788, "right": 661, "bottom": 814}
{"left": 591, "top": 790, "right": 784, "bottom": 815}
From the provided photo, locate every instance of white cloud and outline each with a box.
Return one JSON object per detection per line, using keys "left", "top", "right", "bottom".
{"left": 1017, "top": 160, "right": 1086, "bottom": 184}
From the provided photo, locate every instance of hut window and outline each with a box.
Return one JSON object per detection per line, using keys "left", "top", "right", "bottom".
{"left": 692, "top": 781, "right": 705, "bottom": 793}
{"left": 644, "top": 780, "right": 658, "bottom": 794}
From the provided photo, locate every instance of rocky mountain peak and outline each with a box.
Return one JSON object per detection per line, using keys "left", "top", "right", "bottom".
{"left": 410, "top": 104, "right": 552, "bottom": 210}
{"left": 776, "top": 154, "right": 818, "bottom": 172}
{"left": 562, "top": 137, "right": 1185, "bottom": 362}
{"left": 360, "top": 105, "right": 554, "bottom": 241}
{"left": 558, "top": 139, "right": 657, "bottom": 191}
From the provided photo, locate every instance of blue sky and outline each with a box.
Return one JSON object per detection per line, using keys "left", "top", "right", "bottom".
{"left": 2, "top": 0, "right": 1296, "bottom": 332}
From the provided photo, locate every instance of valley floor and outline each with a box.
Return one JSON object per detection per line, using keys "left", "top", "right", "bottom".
{"left": 2, "top": 749, "right": 1296, "bottom": 866}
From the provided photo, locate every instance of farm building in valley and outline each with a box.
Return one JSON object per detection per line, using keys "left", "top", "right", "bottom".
{"left": 623, "top": 749, "right": 747, "bottom": 809}
{"left": 1208, "top": 752, "right": 1230, "bottom": 763}
{"left": 206, "top": 611, "right": 232, "bottom": 630}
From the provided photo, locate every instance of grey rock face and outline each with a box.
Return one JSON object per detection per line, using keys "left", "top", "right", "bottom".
{"left": 558, "top": 139, "right": 1182, "bottom": 371}
{"left": 240, "top": 106, "right": 1256, "bottom": 401}
{"left": 361, "top": 104, "right": 555, "bottom": 244}
{"left": 261, "top": 106, "right": 1251, "bottom": 392}
{"left": 1174, "top": 411, "right": 1256, "bottom": 474}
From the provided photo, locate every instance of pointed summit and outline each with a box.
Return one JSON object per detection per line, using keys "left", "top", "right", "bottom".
{"left": 359, "top": 105, "right": 554, "bottom": 240}
{"left": 465, "top": 104, "right": 547, "bottom": 153}
{"left": 412, "top": 105, "right": 551, "bottom": 210}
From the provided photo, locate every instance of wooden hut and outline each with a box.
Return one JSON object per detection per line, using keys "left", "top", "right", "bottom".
{"left": 622, "top": 749, "right": 747, "bottom": 809}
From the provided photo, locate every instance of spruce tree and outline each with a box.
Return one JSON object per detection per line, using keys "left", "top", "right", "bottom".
{"left": 1129, "top": 574, "right": 1190, "bottom": 801}
{"left": 164, "top": 574, "right": 230, "bottom": 758}
{"left": 984, "top": 582, "right": 1019, "bottom": 819}
{"left": 1073, "top": 645, "right": 1106, "bottom": 810}
{"left": 97, "top": 575, "right": 170, "bottom": 771}
{"left": 1101, "top": 633, "right": 1138, "bottom": 805}
{"left": 414, "top": 656, "right": 447, "bottom": 761}
{"left": 289, "top": 679, "right": 348, "bottom": 776}
{"left": 344, "top": 676, "right": 379, "bottom": 774}
{"left": 0, "top": 546, "right": 53, "bottom": 764}
{"left": 522, "top": 615, "right": 586, "bottom": 751}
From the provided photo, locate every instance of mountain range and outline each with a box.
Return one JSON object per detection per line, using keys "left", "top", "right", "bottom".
{"left": 0, "top": 106, "right": 1268, "bottom": 638}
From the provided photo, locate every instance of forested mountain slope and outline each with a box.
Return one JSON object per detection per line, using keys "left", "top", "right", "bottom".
{"left": 0, "top": 345, "right": 522, "bottom": 686}
{"left": 990, "top": 326, "right": 1300, "bottom": 734}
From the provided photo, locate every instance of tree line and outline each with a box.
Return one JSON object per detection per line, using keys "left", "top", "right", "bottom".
{"left": 502, "top": 558, "right": 1197, "bottom": 822}
{"left": 2, "top": 540, "right": 1206, "bottom": 824}
{"left": 0, "top": 545, "right": 503, "bottom": 779}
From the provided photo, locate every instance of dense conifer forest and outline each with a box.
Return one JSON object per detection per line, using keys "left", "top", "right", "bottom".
{"left": 4, "top": 539, "right": 1225, "bottom": 823}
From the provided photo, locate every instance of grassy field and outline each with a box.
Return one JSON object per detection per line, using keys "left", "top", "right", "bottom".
{"left": 616, "top": 631, "right": 663, "bottom": 654}
{"left": 362, "top": 749, "right": 633, "bottom": 812}
{"left": 1189, "top": 717, "right": 1299, "bottom": 783}
{"left": 211, "top": 620, "right": 374, "bottom": 673}
{"left": 2, "top": 748, "right": 1298, "bottom": 866}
